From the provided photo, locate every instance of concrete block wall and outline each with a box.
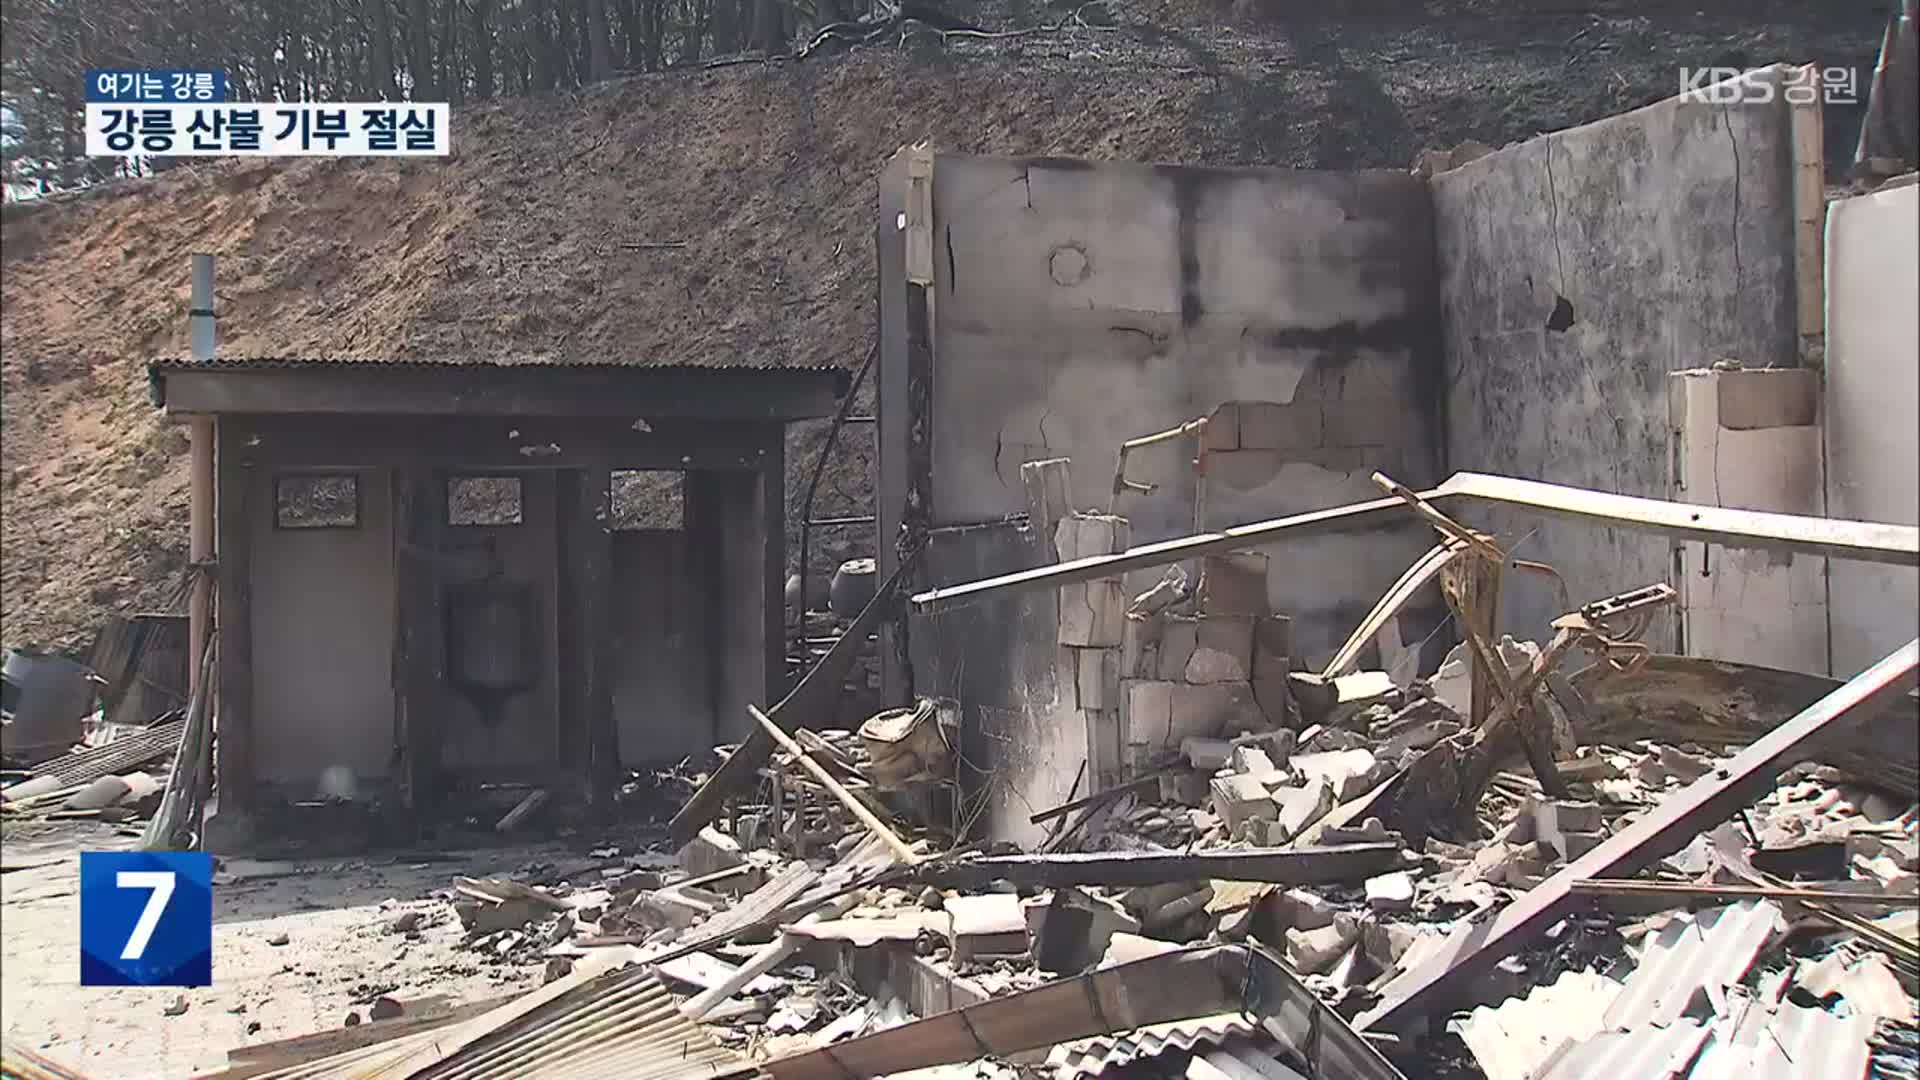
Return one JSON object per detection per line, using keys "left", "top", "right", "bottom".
{"left": 911, "top": 155, "right": 1445, "bottom": 665}
{"left": 1117, "top": 554, "right": 1291, "bottom": 772}
{"left": 1055, "top": 511, "right": 1131, "bottom": 790}
{"left": 1669, "top": 367, "right": 1828, "bottom": 673}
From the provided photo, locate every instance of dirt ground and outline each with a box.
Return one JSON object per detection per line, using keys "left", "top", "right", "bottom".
{"left": 0, "top": 820, "right": 611, "bottom": 1078}
{"left": 0, "top": 3, "right": 1888, "bottom": 656}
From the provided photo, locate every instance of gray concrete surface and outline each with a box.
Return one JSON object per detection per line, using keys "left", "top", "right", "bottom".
{"left": 1432, "top": 66, "right": 1802, "bottom": 644}
{"left": 1825, "top": 181, "right": 1920, "bottom": 676}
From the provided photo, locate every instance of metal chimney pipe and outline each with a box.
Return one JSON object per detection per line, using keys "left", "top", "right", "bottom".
{"left": 188, "top": 255, "right": 215, "bottom": 700}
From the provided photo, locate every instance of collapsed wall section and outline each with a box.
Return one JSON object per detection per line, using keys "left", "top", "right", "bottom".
{"left": 1431, "top": 67, "right": 1802, "bottom": 644}
{"left": 879, "top": 152, "right": 1445, "bottom": 842}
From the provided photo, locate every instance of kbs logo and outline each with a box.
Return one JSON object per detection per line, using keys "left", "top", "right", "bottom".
{"left": 1679, "top": 67, "right": 1860, "bottom": 105}
{"left": 79, "top": 851, "right": 213, "bottom": 987}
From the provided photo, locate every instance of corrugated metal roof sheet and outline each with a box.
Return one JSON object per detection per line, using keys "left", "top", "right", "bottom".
{"left": 1046, "top": 1012, "right": 1258, "bottom": 1080}
{"left": 250, "top": 959, "right": 759, "bottom": 1080}
{"left": 1189, "top": 1037, "right": 1311, "bottom": 1080}
{"left": 148, "top": 355, "right": 845, "bottom": 374}
{"left": 1535, "top": 1020, "right": 1713, "bottom": 1080}
{"left": 1603, "top": 901, "right": 1785, "bottom": 1030}
{"left": 1450, "top": 969, "right": 1625, "bottom": 1080}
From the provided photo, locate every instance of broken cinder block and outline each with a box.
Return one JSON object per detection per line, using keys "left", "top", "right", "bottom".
{"left": 1196, "top": 552, "right": 1269, "bottom": 617}
{"left": 1211, "top": 773, "right": 1279, "bottom": 833}
{"left": 1365, "top": 871, "right": 1416, "bottom": 914}
{"left": 1156, "top": 618, "right": 1199, "bottom": 680}
{"left": 1269, "top": 779, "right": 1334, "bottom": 843}
{"left": 1185, "top": 615, "right": 1255, "bottom": 684}
{"left": 1121, "top": 616, "right": 1163, "bottom": 679}
{"left": 1171, "top": 682, "right": 1267, "bottom": 738}
{"left": 1059, "top": 581, "right": 1127, "bottom": 647}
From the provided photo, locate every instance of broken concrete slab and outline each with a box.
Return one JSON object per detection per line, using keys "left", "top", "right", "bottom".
{"left": 942, "top": 894, "right": 1027, "bottom": 960}
{"left": 1270, "top": 781, "right": 1335, "bottom": 844}
{"left": 1211, "top": 773, "right": 1279, "bottom": 833}
{"left": 679, "top": 826, "right": 747, "bottom": 879}
{"left": 1291, "top": 750, "right": 1379, "bottom": 802}
{"left": 1365, "top": 872, "right": 1416, "bottom": 914}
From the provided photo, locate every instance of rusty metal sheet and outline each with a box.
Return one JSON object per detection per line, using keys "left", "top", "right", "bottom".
{"left": 1356, "top": 639, "right": 1920, "bottom": 1035}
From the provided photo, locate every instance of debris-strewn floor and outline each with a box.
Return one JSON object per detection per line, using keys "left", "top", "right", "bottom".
{"left": 0, "top": 821, "right": 555, "bottom": 1079}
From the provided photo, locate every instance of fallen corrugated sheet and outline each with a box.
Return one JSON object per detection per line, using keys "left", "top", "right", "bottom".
{"left": 762, "top": 944, "right": 1403, "bottom": 1080}
{"left": 693, "top": 863, "right": 822, "bottom": 943}
{"left": 1603, "top": 902, "right": 1786, "bottom": 1030}
{"left": 1357, "top": 639, "right": 1920, "bottom": 1034}
{"left": 248, "top": 954, "right": 757, "bottom": 1080}
{"left": 1535, "top": 1021, "right": 1714, "bottom": 1080}
{"left": 1187, "top": 1038, "right": 1310, "bottom": 1080}
{"left": 1450, "top": 969, "right": 1624, "bottom": 1080}
{"left": 0, "top": 1039, "right": 95, "bottom": 1080}
{"left": 1046, "top": 1012, "right": 1256, "bottom": 1080}
{"left": 2, "top": 717, "right": 185, "bottom": 791}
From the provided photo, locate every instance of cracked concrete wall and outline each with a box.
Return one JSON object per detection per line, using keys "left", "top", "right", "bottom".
{"left": 893, "top": 154, "right": 1443, "bottom": 841}
{"left": 1432, "top": 67, "right": 1800, "bottom": 646}
{"left": 1825, "top": 181, "right": 1920, "bottom": 677}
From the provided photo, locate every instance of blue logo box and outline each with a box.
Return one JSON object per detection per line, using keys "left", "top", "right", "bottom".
{"left": 80, "top": 851, "right": 212, "bottom": 987}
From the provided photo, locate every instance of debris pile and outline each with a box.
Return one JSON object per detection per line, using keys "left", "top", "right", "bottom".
{"left": 152, "top": 469, "right": 1920, "bottom": 1080}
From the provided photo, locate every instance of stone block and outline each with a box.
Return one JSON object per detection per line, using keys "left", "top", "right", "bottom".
{"left": 1230, "top": 745, "right": 1279, "bottom": 779}
{"left": 1284, "top": 920, "right": 1359, "bottom": 975}
{"left": 1185, "top": 615, "right": 1255, "bottom": 683}
{"left": 1291, "top": 749, "right": 1378, "bottom": 802}
{"left": 1121, "top": 679, "right": 1177, "bottom": 747}
{"left": 1237, "top": 400, "right": 1321, "bottom": 451}
{"left": 1072, "top": 647, "right": 1120, "bottom": 711}
{"left": 1238, "top": 727, "right": 1296, "bottom": 767}
{"left": 1059, "top": 580, "right": 1126, "bottom": 646}
{"left": 1714, "top": 367, "right": 1820, "bottom": 430}
{"left": 1529, "top": 798, "right": 1608, "bottom": 860}
{"left": 1269, "top": 780, "right": 1333, "bottom": 842}
{"left": 1196, "top": 553, "right": 1270, "bottom": 616}
{"left": 1120, "top": 616, "right": 1162, "bottom": 679}
{"left": 1055, "top": 513, "right": 1132, "bottom": 560}
{"left": 1181, "top": 737, "right": 1235, "bottom": 770}
{"left": 1171, "top": 682, "right": 1266, "bottom": 739}
{"left": 1156, "top": 618, "right": 1198, "bottom": 680}
{"left": 1253, "top": 615, "right": 1293, "bottom": 682}
{"left": 1365, "top": 871, "right": 1416, "bottom": 914}
{"left": 1252, "top": 676, "right": 1292, "bottom": 729}
{"left": 679, "top": 826, "right": 746, "bottom": 878}
{"left": 1083, "top": 707, "right": 1123, "bottom": 789}
{"left": 1211, "top": 774, "right": 1278, "bottom": 833}
{"left": 1272, "top": 888, "right": 1337, "bottom": 931}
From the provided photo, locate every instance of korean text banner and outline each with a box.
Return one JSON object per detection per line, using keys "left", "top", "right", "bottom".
{"left": 85, "top": 103, "right": 450, "bottom": 157}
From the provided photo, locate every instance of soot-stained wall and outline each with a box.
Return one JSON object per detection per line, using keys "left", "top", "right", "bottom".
{"left": 1432, "top": 67, "right": 1800, "bottom": 643}
{"left": 880, "top": 152, "right": 1447, "bottom": 839}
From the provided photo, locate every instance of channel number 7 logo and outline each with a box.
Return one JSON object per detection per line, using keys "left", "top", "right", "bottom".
{"left": 80, "top": 851, "right": 213, "bottom": 987}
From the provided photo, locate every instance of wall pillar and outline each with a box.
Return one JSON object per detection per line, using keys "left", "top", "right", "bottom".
{"left": 1669, "top": 367, "right": 1829, "bottom": 673}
